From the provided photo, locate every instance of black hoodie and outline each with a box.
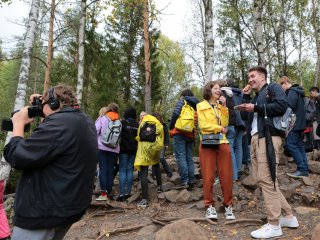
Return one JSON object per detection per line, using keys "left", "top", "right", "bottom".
{"left": 120, "top": 107, "right": 139, "bottom": 154}
{"left": 287, "top": 84, "right": 306, "bottom": 131}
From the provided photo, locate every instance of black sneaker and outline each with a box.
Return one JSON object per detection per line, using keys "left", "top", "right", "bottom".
{"left": 188, "top": 182, "right": 195, "bottom": 190}
{"left": 116, "top": 195, "right": 125, "bottom": 202}
{"left": 137, "top": 199, "right": 148, "bottom": 208}
{"left": 157, "top": 186, "right": 163, "bottom": 193}
{"left": 124, "top": 194, "right": 131, "bottom": 199}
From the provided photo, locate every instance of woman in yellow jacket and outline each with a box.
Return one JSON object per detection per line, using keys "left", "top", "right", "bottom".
{"left": 197, "top": 80, "right": 235, "bottom": 220}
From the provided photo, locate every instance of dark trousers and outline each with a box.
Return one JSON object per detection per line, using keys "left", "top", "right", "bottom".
{"left": 140, "top": 164, "right": 161, "bottom": 199}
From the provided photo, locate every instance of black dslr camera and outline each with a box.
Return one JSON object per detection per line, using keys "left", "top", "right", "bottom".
{"left": 1, "top": 96, "right": 44, "bottom": 132}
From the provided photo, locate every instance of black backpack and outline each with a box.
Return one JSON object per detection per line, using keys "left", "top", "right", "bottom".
{"left": 139, "top": 121, "right": 156, "bottom": 142}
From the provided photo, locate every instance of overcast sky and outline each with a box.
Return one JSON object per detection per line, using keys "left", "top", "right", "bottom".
{"left": 0, "top": 0, "right": 190, "bottom": 52}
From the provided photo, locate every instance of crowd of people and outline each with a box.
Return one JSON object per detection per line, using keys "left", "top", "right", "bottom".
{"left": 2, "top": 65, "right": 320, "bottom": 239}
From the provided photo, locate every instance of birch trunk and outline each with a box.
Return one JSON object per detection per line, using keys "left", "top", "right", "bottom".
{"left": 143, "top": 0, "right": 152, "bottom": 113}
{"left": 312, "top": 0, "right": 320, "bottom": 86}
{"left": 203, "top": 0, "right": 214, "bottom": 83}
{"left": 76, "top": 0, "right": 86, "bottom": 105}
{"left": 253, "top": 0, "right": 266, "bottom": 67}
{"left": 43, "top": 0, "right": 55, "bottom": 93}
{"left": 0, "top": 0, "right": 40, "bottom": 182}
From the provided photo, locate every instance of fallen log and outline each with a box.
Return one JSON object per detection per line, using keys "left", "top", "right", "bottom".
{"left": 224, "top": 219, "right": 263, "bottom": 225}
{"left": 95, "top": 224, "right": 146, "bottom": 240}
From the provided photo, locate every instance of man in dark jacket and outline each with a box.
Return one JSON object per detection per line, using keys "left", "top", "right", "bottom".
{"left": 278, "top": 76, "right": 308, "bottom": 178}
{"left": 4, "top": 85, "right": 97, "bottom": 240}
{"left": 237, "top": 67, "right": 299, "bottom": 239}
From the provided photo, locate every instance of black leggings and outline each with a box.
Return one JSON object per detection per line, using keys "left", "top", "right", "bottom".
{"left": 140, "top": 164, "right": 162, "bottom": 199}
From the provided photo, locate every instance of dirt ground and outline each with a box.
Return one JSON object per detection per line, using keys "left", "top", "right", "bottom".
{"left": 64, "top": 159, "right": 320, "bottom": 240}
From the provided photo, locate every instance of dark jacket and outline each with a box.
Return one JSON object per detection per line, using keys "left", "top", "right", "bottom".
{"left": 169, "top": 95, "right": 199, "bottom": 139}
{"left": 221, "top": 90, "right": 236, "bottom": 126}
{"left": 287, "top": 85, "right": 306, "bottom": 131}
{"left": 231, "top": 87, "right": 246, "bottom": 129}
{"left": 241, "top": 83, "right": 288, "bottom": 139}
{"left": 4, "top": 107, "right": 98, "bottom": 229}
{"left": 120, "top": 118, "right": 139, "bottom": 154}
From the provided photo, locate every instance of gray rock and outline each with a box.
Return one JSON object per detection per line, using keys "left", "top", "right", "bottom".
{"left": 309, "top": 160, "right": 320, "bottom": 174}
{"left": 164, "top": 190, "right": 180, "bottom": 203}
{"left": 162, "top": 182, "right": 175, "bottom": 192}
{"left": 127, "top": 192, "right": 140, "bottom": 203}
{"left": 155, "top": 219, "right": 208, "bottom": 240}
{"left": 137, "top": 225, "right": 158, "bottom": 236}
{"left": 176, "top": 189, "right": 191, "bottom": 202}
{"left": 312, "top": 223, "right": 320, "bottom": 240}
{"left": 241, "top": 175, "right": 257, "bottom": 190}
{"left": 279, "top": 185, "right": 296, "bottom": 200}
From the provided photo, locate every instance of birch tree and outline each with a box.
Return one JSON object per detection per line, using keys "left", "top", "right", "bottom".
{"left": 311, "top": 0, "right": 320, "bottom": 86}
{"left": 76, "top": 0, "right": 86, "bottom": 105}
{"left": 253, "top": 0, "right": 266, "bottom": 67}
{"left": 203, "top": 0, "right": 214, "bottom": 83}
{"left": 0, "top": 0, "right": 40, "bottom": 182}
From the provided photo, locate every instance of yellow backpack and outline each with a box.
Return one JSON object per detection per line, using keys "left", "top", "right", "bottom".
{"left": 174, "top": 100, "right": 195, "bottom": 133}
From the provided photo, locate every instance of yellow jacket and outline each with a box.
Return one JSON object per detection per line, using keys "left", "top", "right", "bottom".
{"left": 134, "top": 114, "right": 164, "bottom": 171}
{"left": 197, "top": 100, "right": 229, "bottom": 144}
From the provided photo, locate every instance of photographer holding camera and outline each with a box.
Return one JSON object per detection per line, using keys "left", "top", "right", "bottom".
{"left": 3, "top": 84, "right": 98, "bottom": 240}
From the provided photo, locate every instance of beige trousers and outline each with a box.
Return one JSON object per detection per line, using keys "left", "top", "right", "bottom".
{"left": 251, "top": 135, "right": 293, "bottom": 225}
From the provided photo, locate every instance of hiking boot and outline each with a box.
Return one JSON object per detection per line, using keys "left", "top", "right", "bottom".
{"left": 157, "top": 186, "right": 163, "bottom": 193}
{"left": 250, "top": 223, "right": 283, "bottom": 239}
{"left": 137, "top": 199, "right": 148, "bottom": 209}
{"left": 116, "top": 195, "right": 125, "bottom": 202}
{"left": 279, "top": 216, "right": 299, "bottom": 228}
{"left": 187, "top": 182, "right": 195, "bottom": 190}
{"left": 225, "top": 206, "right": 235, "bottom": 220}
{"left": 173, "top": 183, "right": 188, "bottom": 190}
{"left": 287, "top": 171, "right": 308, "bottom": 179}
{"left": 96, "top": 193, "right": 108, "bottom": 201}
{"left": 205, "top": 205, "right": 218, "bottom": 220}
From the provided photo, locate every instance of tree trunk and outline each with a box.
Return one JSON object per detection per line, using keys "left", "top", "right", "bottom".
{"left": 0, "top": 0, "right": 40, "bottom": 182}
{"left": 203, "top": 0, "right": 214, "bottom": 83}
{"left": 253, "top": 0, "right": 266, "bottom": 67}
{"left": 143, "top": 0, "right": 151, "bottom": 113}
{"left": 76, "top": 0, "right": 86, "bottom": 105}
{"left": 312, "top": 0, "right": 320, "bottom": 86}
{"left": 43, "top": 0, "right": 55, "bottom": 93}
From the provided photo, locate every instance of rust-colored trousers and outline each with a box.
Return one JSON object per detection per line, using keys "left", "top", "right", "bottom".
{"left": 199, "top": 143, "right": 233, "bottom": 207}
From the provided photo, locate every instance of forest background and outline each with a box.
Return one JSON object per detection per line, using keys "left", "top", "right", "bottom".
{"left": 1, "top": 0, "right": 320, "bottom": 156}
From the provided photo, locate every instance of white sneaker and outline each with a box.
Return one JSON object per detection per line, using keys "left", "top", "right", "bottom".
{"left": 279, "top": 216, "right": 299, "bottom": 228}
{"left": 205, "top": 205, "right": 218, "bottom": 219}
{"left": 251, "top": 223, "right": 283, "bottom": 239}
{"left": 225, "top": 206, "right": 235, "bottom": 220}
{"left": 96, "top": 194, "right": 108, "bottom": 201}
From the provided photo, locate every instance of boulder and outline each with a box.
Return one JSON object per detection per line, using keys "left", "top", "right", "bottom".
{"left": 309, "top": 160, "right": 320, "bottom": 174}
{"left": 312, "top": 223, "right": 320, "bottom": 240}
{"left": 155, "top": 219, "right": 208, "bottom": 240}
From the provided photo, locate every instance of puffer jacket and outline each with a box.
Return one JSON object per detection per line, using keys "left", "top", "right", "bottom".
{"left": 197, "top": 100, "right": 229, "bottom": 144}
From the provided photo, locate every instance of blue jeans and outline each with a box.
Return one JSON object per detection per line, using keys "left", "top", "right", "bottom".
{"left": 119, "top": 153, "right": 135, "bottom": 196}
{"left": 98, "top": 149, "right": 118, "bottom": 194}
{"left": 173, "top": 134, "right": 194, "bottom": 184}
{"left": 286, "top": 131, "right": 308, "bottom": 174}
{"left": 226, "top": 125, "right": 237, "bottom": 180}
{"left": 234, "top": 128, "right": 244, "bottom": 175}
